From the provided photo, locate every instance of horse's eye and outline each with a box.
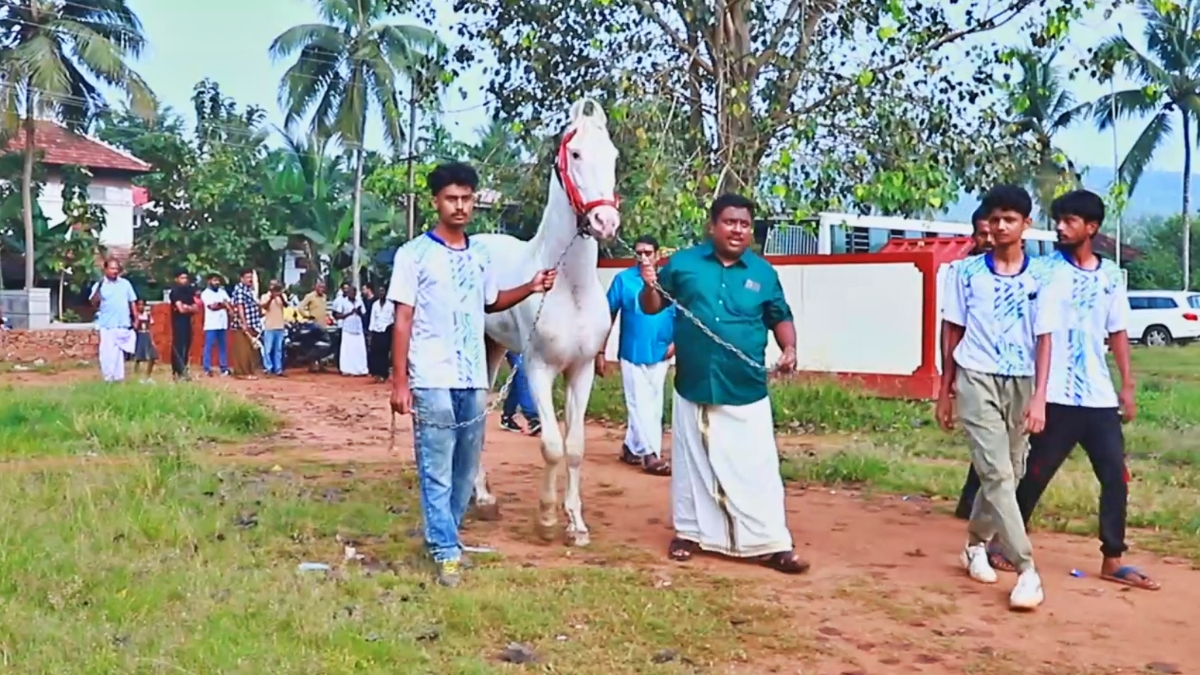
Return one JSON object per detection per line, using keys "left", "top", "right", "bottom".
{"left": 571, "top": 151, "right": 581, "bottom": 161}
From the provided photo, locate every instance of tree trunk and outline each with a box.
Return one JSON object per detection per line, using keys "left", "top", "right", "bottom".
{"left": 405, "top": 79, "right": 418, "bottom": 241}
{"left": 351, "top": 146, "right": 364, "bottom": 289}
{"left": 1183, "top": 111, "right": 1192, "bottom": 291}
{"left": 21, "top": 95, "right": 36, "bottom": 292}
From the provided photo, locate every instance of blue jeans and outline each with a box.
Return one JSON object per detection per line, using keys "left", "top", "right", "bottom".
{"left": 261, "top": 328, "right": 285, "bottom": 374}
{"left": 202, "top": 329, "right": 229, "bottom": 373}
{"left": 412, "top": 387, "right": 488, "bottom": 563}
{"left": 502, "top": 352, "right": 538, "bottom": 420}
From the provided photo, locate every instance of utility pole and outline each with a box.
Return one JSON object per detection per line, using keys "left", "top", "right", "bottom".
{"left": 405, "top": 75, "right": 419, "bottom": 242}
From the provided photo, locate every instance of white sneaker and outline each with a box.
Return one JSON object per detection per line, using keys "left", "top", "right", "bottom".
{"left": 1009, "top": 569, "right": 1044, "bottom": 610}
{"left": 960, "top": 543, "right": 998, "bottom": 584}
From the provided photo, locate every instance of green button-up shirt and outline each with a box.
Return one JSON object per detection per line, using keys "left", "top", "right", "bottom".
{"left": 657, "top": 241, "right": 793, "bottom": 406}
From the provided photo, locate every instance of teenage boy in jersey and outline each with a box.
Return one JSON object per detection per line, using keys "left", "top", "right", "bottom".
{"left": 984, "top": 190, "right": 1158, "bottom": 591}
{"left": 937, "top": 184, "right": 1067, "bottom": 611}
{"left": 950, "top": 205, "right": 995, "bottom": 520}
{"left": 389, "top": 161, "right": 557, "bottom": 588}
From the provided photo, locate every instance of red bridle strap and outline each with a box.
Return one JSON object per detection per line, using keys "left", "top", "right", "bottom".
{"left": 556, "top": 128, "right": 620, "bottom": 217}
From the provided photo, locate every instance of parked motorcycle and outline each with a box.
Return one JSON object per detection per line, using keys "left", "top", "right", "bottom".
{"left": 285, "top": 320, "right": 339, "bottom": 371}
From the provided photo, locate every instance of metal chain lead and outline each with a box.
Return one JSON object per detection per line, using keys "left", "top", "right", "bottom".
{"left": 616, "top": 234, "right": 768, "bottom": 373}
{"left": 393, "top": 234, "right": 582, "bottom": 435}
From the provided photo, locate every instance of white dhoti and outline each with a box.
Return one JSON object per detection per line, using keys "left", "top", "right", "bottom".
{"left": 98, "top": 328, "right": 136, "bottom": 382}
{"left": 671, "top": 391, "right": 793, "bottom": 557}
{"left": 339, "top": 331, "right": 368, "bottom": 376}
{"left": 620, "top": 360, "right": 670, "bottom": 457}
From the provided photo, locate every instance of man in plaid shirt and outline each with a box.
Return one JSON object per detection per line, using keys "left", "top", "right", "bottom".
{"left": 229, "top": 268, "right": 262, "bottom": 378}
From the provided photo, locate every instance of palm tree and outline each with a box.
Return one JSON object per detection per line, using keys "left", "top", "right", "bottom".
{"left": 1006, "top": 48, "right": 1089, "bottom": 223}
{"left": 0, "top": 0, "right": 154, "bottom": 291}
{"left": 1094, "top": 0, "right": 1200, "bottom": 289}
{"left": 269, "top": 0, "right": 440, "bottom": 287}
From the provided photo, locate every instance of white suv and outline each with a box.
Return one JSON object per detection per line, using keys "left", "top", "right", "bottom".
{"left": 1126, "top": 290, "right": 1200, "bottom": 346}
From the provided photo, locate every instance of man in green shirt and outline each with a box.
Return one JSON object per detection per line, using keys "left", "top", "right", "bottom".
{"left": 639, "top": 193, "right": 809, "bottom": 575}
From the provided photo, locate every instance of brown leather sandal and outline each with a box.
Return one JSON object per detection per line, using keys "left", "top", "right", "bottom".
{"left": 668, "top": 538, "right": 697, "bottom": 562}
{"left": 642, "top": 457, "right": 671, "bottom": 476}
{"left": 763, "top": 551, "right": 811, "bottom": 575}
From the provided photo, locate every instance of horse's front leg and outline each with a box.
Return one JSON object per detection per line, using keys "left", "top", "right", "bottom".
{"left": 561, "top": 358, "right": 595, "bottom": 547}
{"left": 470, "top": 337, "right": 510, "bottom": 521}
{"left": 525, "top": 357, "right": 564, "bottom": 541}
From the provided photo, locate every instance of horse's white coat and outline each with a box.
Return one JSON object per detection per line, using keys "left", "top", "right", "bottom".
{"left": 471, "top": 99, "right": 620, "bottom": 546}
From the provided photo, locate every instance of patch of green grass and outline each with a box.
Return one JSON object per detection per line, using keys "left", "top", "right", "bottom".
{"left": 0, "top": 460, "right": 795, "bottom": 674}
{"left": 531, "top": 365, "right": 931, "bottom": 433}
{"left": 0, "top": 381, "right": 276, "bottom": 459}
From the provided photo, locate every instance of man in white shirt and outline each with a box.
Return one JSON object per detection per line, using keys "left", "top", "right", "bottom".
{"left": 89, "top": 258, "right": 138, "bottom": 382}
{"left": 367, "top": 283, "right": 395, "bottom": 382}
{"left": 982, "top": 190, "right": 1158, "bottom": 591}
{"left": 389, "top": 161, "right": 556, "bottom": 587}
{"left": 331, "top": 284, "right": 368, "bottom": 376}
{"left": 200, "top": 273, "right": 232, "bottom": 377}
{"left": 937, "top": 184, "right": 1067, "bottom": 611}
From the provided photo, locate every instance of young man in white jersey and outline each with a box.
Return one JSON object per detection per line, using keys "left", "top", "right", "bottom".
{"left": 946, "top": 205, "right": 993, "bottom": 520}
{"left": 983, "top": 190, "right": 1159, "bottom": 591}
{"left": 389, "top": 162, "right": 556, "bottom": 587}
{"left": 937, "top": 184, "right": 1067, "bottom": 610}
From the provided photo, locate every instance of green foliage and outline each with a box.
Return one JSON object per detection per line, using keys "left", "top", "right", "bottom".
{"left": 1126, "top": 213, "right": 1200, "bottom": 290}
{"left": 435, "top": 0, "right": 1097, "bottom": 221}
{"left": 98, "top": 81, "right": 277, "bottom": 284}
{"left": 1091, "top": 0, "right": 1200, "bottom": 287}
{"left": 0, "top": 0, "right": 156, "bottom": 289}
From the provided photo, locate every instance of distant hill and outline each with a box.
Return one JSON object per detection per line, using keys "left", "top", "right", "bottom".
{"left": 944, "top": 166, "right": 1197, "bottom": 222}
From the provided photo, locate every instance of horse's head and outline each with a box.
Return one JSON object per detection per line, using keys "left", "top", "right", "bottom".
{"left": 555, "top": 98, "right": 621, "bottom": 240}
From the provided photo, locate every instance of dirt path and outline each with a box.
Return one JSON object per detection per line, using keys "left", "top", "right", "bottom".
{"left": 205, "top": 373, "right": 1195, "bottom": 673}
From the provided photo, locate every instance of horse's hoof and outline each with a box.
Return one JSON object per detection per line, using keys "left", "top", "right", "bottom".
{"left": 535, "top": 521, "right": 558, "bottom": 542}
{"left": 566, "top": 530, "right": 590, "bottom": 548}
{"left": 472, "top": 501, "right": 502, "bottom": 522}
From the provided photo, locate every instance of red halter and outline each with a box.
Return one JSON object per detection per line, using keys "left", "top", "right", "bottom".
{"left": 555, "top": 128, "right": 620, "bottom": 234}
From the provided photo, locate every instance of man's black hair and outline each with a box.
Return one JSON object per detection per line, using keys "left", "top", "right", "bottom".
{"left": 173, "top": 268, "right": 189, "bottom": 278}
{"left": 1050, "top": 189, "right": 1105, "bottom": 227}
{"left": 709, "top": 193, "right": 756, "bottom": 222}
{"left": 362, "top": 282, "right": 375, "bottom": 291}
{"left": 238, "top": 267, "right": 254, "bottom": 277}
{"left": 970, "top": 205, "right": 988, "bottom": 226}
{"left": 634, "top": 234, "right": 659, "bottom": 249}
{"left": 208, "top": 272, "right": 222, "bottom": 280}
{"left": 980, "top": 184, "right": 1033, "bottom": 219}
{"left": 427, "top": 162, "right": 480, "bottom": 196}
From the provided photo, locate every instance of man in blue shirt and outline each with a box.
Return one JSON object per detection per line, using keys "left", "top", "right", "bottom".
{"left": 89, "top": 257, "right": 138, "bottom": 382}
{"left": 597, "top": 235, "right": 675, "bottom": 476}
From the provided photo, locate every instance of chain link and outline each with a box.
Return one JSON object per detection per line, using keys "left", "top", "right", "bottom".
{"left": 402, "top": 234, "right": 582, "bottom": 431}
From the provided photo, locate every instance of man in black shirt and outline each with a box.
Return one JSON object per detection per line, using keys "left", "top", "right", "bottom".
{"left": 169, "top": 269, "right": 199, "bottom": 381}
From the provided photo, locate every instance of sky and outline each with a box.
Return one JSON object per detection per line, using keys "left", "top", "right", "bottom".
{"left": 121, "top": 0, "right": 1182, "bottom": 176}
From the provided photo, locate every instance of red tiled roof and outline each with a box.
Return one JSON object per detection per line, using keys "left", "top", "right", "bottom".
{"left": 4, "top": 120, "right": 151, "bottom": 173}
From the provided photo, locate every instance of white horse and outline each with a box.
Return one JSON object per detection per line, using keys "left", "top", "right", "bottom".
{"left": 471, "top": 99, "right": 621, "bottom": 547}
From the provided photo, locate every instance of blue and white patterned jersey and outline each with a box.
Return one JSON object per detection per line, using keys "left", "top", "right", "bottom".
{"left": 388, "top": 232, "right": 499, "bottom": 389}
{"left": 943, "top": 253, "right": 1068, "bottom": 378}
{"left": 1043, "top": 251, "right": 1128, "bottom": 408}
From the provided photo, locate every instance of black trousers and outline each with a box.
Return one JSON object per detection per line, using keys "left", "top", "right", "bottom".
{"left": 171, "top": 324, "right": 193, "bottom": 377}
{"left": 368, "top": 327, "right": 392, "bottom": 379}
{"left": 956, "top": 403, "right": 1128, "bottom": 557}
